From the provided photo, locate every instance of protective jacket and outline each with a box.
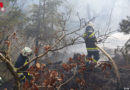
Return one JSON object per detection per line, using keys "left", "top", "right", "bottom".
{"left": 14, "top": 54, "right": 32, "bottom": 82}
{"left": 83, "top": 26, "right": 98, "bottom": 51}
{"left": 15, "top": 53, "right": 29, "bottom": 71}
{"left": 83, "top": 26, "right": 99, "bottom": 61}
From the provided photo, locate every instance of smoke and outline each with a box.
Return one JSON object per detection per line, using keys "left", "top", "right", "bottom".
{"left": 69, "top": 0, "right": 130, "bottom": 30}
{"left": 67, "top": 0, "right": 130, "bottom": 51}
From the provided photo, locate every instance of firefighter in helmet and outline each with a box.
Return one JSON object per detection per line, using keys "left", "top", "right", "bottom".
{"left": 83, "top": 22, "right": 100, "bottom": 64}
{"left": 14, "top": 47, "right": 33, "bottom": 82}
{"left": 0, "top": 76, "right": 3, "bottom": 87}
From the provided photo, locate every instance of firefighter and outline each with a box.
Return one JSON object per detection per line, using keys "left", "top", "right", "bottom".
{"left": 83, "top": 22, "right": 100, "bottom": 64}
{"left": 14, "top": 47, "right": 33, "bottom": 82}
{"left": 0, "top": 76, "right": 3, "bottom": 87}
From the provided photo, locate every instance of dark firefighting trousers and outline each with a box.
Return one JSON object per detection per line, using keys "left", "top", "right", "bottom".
{"left": 18, "top": 72, "right": 32, "bottom": 82}
{"left": 87, "top": 50, "right": 100, "bottom": 61}
{"left": 86, "top": 48, "right": 100, "bottom": 69}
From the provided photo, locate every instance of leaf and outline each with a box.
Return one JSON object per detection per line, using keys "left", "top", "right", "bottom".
{"left": 41, "top": 64, "right": 46, "bottom": 70}
{"left": 23, "top": 80, "right": 30, "bottom": 89}
{"left": 70, "top": 63, "right": 77, "bottom": 68}
{"left": 32, "top": 84, "right": 39, "bottom": 90}
{"left": 36, "top": 63, "right": 41, "bottom": 69}
{"left": 57, "top": 78, "right": 63, "bottom": 82}
{"left": 50, "top": 70, "right": 58, "bottom": 78}
{"left": 4, "top": 88, "right": 7, "bottom": 90}
{"left": 80, "top": 79, "right": 86, "bottom": 86}
{"left": 60, "top": 74, "right": 64, "bottom": 79}
{"left": 69, "top": 57, "right": 73, "bottom": 62}
{"left": 107, "top": 64, "right": 112, "bottom": 70}
{"left": 76, "top": 78, "right": 86, "bottom": 86}
{"left": 43, "top": 80, "right": 49, "bottom": 87}
{"left": 102, "top": 63, "right": 107, "bottom": 72}
{"left": 76, "top": 78, "right": 81, "bottom": 83}
{"left": 5, "top": 40, "right": 10, "bottom": 47}
{"left": 62, "top": 63, "right": 71, "bottom": 72}
{"left": 44, "top": 45, "right": 51, "bottom": 51}
{"left": 100, "top": 63, "right": 112, "bottom": 72}
{"left": 81, "top": 54, "right": 85, "bottom": 57}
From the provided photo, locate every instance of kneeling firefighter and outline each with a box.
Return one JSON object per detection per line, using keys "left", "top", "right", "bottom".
{"left": 14, "top": 47, "right": 33, "bottom": 82}
{"left": 83, "top": 22, "right": 100, "bottom": 64}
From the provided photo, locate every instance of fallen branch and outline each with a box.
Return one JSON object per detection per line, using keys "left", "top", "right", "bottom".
{"left": 57, "top": 65, "right": 77, "bottom": 90}
{"left": 17, "top": 31, "right": 65, "bottom": 72}
{"left": 0, "top": 53, "right": 20, "bottom": 90}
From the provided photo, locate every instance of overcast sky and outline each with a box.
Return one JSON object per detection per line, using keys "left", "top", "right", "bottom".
{"left": 68, "top": 0, "right": 130, "bottom": 29}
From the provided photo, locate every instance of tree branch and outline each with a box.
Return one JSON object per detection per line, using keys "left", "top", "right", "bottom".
{"left": 57, "top": 65, "right": 77, "bottom": 90}
{"left": 0, "top": 53, "right": 20, "bottom": 90}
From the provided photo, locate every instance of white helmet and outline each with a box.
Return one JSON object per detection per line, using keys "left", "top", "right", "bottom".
{"left": 87, "top": 22, "right": 94, "bottom": 28}
{"left": 0, "top": 77, "right": 2, "bottom": 80}
{"left": 21, "top": 47, "right": 32, "bottom": 57}
{"left": 86, "top": 22, "right": 94, "bottom": 32}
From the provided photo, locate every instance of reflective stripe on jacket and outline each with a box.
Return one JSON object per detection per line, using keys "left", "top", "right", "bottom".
{"left": 86, "top": 48, "right": 98, "bottom": 51}
{"left": 85, "top": 58, "right": 97, "bottom": 63}
{"left": 83, "top": 32, "right": 95, "bottom": 38}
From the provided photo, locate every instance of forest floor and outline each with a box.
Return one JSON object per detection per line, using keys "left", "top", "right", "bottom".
{"left": 0, "top": 59, "right": 130, "bottom": 90}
